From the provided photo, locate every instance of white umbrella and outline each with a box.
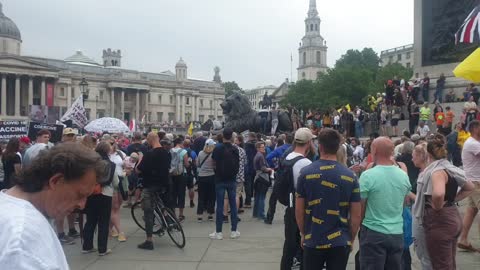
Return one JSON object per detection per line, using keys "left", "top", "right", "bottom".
{"left": 84, "top": 117, "right": 130, "bottom": 134}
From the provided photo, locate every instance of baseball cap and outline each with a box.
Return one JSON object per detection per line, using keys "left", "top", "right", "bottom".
{"left": 205, "top": 139, "right": 216, "bottom": 147}
{"left": 294, "top": 128, "right": 316, "bottom": 144}
{"left": 63, "top": 128, "right": 77, "bottom": 136}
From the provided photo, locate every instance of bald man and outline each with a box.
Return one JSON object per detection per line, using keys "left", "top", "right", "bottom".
{"left": 136, "top": 132, "right": 172, "bottom": 250}
{"left": 358, "top": 137, "right": 411, "bottom": 270}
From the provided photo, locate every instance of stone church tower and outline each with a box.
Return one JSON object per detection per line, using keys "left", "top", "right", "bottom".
{"left": 298, "top": 0, "right": 328, "bottom": 81}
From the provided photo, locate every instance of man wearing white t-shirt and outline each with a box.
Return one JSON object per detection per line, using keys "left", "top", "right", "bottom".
{"left": 459, "top": 120, "right": 480, "bottom": 251}
{"left": 0, "top": 143, "right": 108, "bottom": 269}
{"left": 416, "top": 121, "right": 431, "bottom": 138}
{"left": 280, "top": 128, "right": 313, "bottom": 270}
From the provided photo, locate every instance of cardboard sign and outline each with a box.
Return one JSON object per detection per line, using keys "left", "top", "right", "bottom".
{"left": 0, "top": 120, "right": 28, "bottom": 140}
{"left": 28, "top": 122, "right": 64, "bottom": 143}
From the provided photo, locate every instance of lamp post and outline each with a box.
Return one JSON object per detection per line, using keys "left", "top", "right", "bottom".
{"left": 79, "top": 78, "right": 89, "bottom": 100}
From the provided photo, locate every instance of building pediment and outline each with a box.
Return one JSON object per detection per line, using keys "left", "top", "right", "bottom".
{"left": 0, "top": 55, "right": 60, "bottom": 72}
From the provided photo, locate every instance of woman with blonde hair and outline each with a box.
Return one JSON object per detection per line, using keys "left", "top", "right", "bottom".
{"left": 413, "top": 135, "right": 474, "bottom": 269}
{"left": 196, "top": 139, "right": 217, "bottom": 222}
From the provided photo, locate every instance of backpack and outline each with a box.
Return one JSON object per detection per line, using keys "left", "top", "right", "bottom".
{"left": 92, "top": 161, "right": 116, "bottom": 195}
{"left": 185, "top": 148, "right": 197, "bottom": 177}
{"left": 274, "top": 155, "right": 305, "bottom": 207}
{"left": 215, "top": 143, "right": 240, "bottom": 180}
{"left": 170, "top": 148, "right": 186, "bottom": 176}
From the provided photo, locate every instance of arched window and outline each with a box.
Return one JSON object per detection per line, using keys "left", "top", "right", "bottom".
{"left": 303, "top": 52, "right": 306, "bottom": 65}
{"left": 310, "top": 24, "right": 313, "bottom": 31}
{"left": 315, "top": 24, "right": 318, "bottom": 31}
{"left": 111, "top": 60, "right": 115, "bottom": 66}
{"left": 302, "top": 72, "right": 306, "bottom": 79}
{"left": 316, "top": 51, "right": 321, "bottom": 64}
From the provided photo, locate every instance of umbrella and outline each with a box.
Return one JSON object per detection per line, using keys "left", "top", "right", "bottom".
{"left": 84, "top": 117, "right": 130, "bottom": 134}
{"left": 453, "top": 48, "right": 480, "bottom": 83}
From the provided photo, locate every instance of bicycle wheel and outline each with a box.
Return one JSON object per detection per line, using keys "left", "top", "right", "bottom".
{"left": 162, "top": 208, "right": 186, "bottom": 248}
{"left": 131, "top": 201, "right": 163, "bottom": 234}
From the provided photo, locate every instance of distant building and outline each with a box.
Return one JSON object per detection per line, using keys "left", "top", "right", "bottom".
{"left": 297, "top": 0, "right": 328, "bottom": 81}
{"left": 380, "top": 44, "right": 414, "bottom": 69}
{"left": 271, "top": 79, "right": 292, "bottom": 108}
{"left": 245, "top": 85, "right": 277, "bottom": 109}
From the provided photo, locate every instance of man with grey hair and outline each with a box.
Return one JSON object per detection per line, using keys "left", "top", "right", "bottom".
{"left": 0, "top": 143, "right": 108, "bottom": 269}
{"left": 193, "top": 131, "right": 206, "bottom": 155}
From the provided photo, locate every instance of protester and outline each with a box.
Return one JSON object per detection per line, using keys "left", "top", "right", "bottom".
{"left": 22, "top": 129, "right": 51, "bottom": 168}
{"left": 2, "top": 137, "right": 21, "bottom": 190}
{"left": 419, "top": 102, "right": 431, "bottom": 125}
{"left": 359, "top": 137, "right": 411, "bottom": 270}
{"left": 252, "top": 141, "right": 272, "bottom": 220}
{"left": 109, "top": 141, "right": 127, "bottom": 242}
{"left": 414, "top": 134, "right": 473, "bottom": 269}
{"left": 296, "top": 128, "right": 361, "bottom": 270}
{"left": 416, "top": 121, "right": 431, "bottom": 138}
{"left": 210, "top": 128, "right": 240, "bottom": 240}
{"left": 170, "top": 137, "right": 189, "bottom": 222}
{"left": 82, "top": 141, "right": 119, "bottom": 256}
{"left": 196, "top": 139, "right": 216, "bottom": 222}
{"left": 0, "top": 143, "right": 107, "bottom": 268}
{"left": 244, "top": 132, "right": 257, "bottom": 208}
{"left": 136, "top": 132, "right": 171, "bottom": 250}
{"left": 126, "top": 132, "right": 148, "bottom": 155}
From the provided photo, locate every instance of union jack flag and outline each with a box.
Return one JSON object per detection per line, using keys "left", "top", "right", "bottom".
{"left": 455, "top": 5, "right": 480, "bottom": 44}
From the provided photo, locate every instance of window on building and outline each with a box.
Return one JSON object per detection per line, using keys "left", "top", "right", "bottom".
{"left": 124, "top": 93, "right": 130, "bottom": 101}
{"left": 316, "top": 51, "right": 321, "bottom": 64}
{"left": 388, "top": 56, "right": 393, "bottom": 64}
{"left": 303, "top": 52, "right": 306, "bottom": 65}
{"left": 199, "top": 115, "right": 205, "bottom": 123}
{"left": 208, "top": 115, "right": 214, "bottom": 120}
{"left": 170, "top": 95, "right": 174, "bottom": 104}
{"left": 59, "top": 87, "right": 65, "bottom": 97}
{"left": 71, "top": 87, "right": 75, "bottom": 99}
{"left": 209, "top": 100, "right": 213, "bottom": 109}
{"left": 302, "top": 72, "right": 306, "bottom": 79}
{"left": 406, "top": 52, "right": 411, "bottom": 59}
{"left": 315, "top": 24, "right": 318, "bottom": 31}
{"left": 397, "top": 54, "right": 402, "bottom": 61}
{"left": 157, "top": 112, "right": 163, "bottom": 122}
{"left": 85, "top": 108, "right": 91, "bottom": 120}
{"left": 148, "top": 93, "right": 151, "bottom": 103}
{"left": 310, "top": 24, "right": 313, "bottom": 31}
{"left": 168, "top": 112, "right": 175, "bottom": 122}
{"left": 186, "top": 97, "right": 190, "bottom": 105}
{"left": 97, "top": 109, "right": 105, "bottom": 118}
{"left": 406, "top": 62, "right": 411, "bottom": 68}
{"left": 200, "top": 99, "right": 204, "bottom": 107}
{"left": 158, "top": 94, "right": 162, "bottom": 104}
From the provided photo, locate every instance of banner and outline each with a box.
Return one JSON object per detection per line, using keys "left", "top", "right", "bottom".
{"left": 28, "top": 122, "right": 64, "bottom": 143}
{"left": 60, "top": 96, "right": 87, "bottom": 128}
{"left": 46, "top": 83, "right": 54, "bottom": 107}
{"left": 0, "top": 120, "right": 28, "bottom": 140}
{"left": 29, "top": 105, "right": 61, "bottom": 124}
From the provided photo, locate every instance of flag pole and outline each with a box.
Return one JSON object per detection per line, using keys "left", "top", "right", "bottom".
{"left": 290, "top": 53, "right": 293, "bottom": 82}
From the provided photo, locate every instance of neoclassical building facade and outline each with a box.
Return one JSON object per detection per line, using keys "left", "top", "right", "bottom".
{"left": 0, "top": 3, "right": 224, "bottom": 124}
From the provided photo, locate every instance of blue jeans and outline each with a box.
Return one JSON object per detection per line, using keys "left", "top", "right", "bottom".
{"left": 215, "top": 181, "right": 237, "bottom": 233}
{"left": 253, "top": 192, "right": 266, "bottom": 219}
{"left": 355, "top": 121, "right": 364, "bottom": 138}
{"left": 434, "top": 87, "right": 443, "bottom": 103}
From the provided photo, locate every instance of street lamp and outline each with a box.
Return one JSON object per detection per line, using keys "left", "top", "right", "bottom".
{"left": 79, "top": 78, "right": 89, "bottom": 100}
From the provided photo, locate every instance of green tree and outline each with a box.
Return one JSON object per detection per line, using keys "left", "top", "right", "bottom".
{"left": 222, "top": 81, "right": 245, "bottom": 97}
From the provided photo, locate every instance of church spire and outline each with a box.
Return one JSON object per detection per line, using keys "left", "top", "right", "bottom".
{"left": 308, "top": 0, "right": 318, "bottom": 18}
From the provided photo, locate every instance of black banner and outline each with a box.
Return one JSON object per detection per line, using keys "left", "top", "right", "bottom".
{"left": 0, "top": 120, "right": 28, "bottom": 141}
{"left": 28, "top": 122, "right": 64, "bottom": 143}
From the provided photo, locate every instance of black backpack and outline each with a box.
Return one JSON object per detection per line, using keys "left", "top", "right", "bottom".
{"left": 274, "top": 156, "right": 305, "bottom": 207}
{"left": 216, "top": 143, "right": 240, "bottom": 180}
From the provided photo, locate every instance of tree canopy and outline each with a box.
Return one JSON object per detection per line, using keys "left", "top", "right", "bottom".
{"left": 222, "top": 81, "right": 245, "bottom": 98}
{"left": 281, "top": 48, "right": 413, "bottom": 112}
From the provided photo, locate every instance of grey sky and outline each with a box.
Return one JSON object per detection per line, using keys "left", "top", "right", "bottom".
{"left": 7, "top": 0, "right": 413, "bottom": 89}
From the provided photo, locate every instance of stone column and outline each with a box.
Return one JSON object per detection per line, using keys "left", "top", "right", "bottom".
{"left": 136, "top": 90, "right": 140, "bottom": 120}
{"left": 214, "top": 97, "right": 218, "bottom": 119}
{"left": 28, "top": 76, "right": 33, "bottom": 106}
{"left": 40, "top": 79, "right": 46, "bottom": 106}
{"left": 1, "top": 74, "right": 6, "bottom": 116}
{"left": 66, "top": 84, "right": 72, "bottom": 107}
{"left": 176, "top": 95, "right": 181, "bottom": 122}
{"left": 196, "top": 96, "right": 200, "bottom": 121}
{"left": 14, "top": 75, "right": 20, "bottom": 116}
{"left": 110, "top": 88, "right": 115, "bottom": 117}
{"left": 181, "top": 95, "right": 186, "bottom": 123}
{"left": 191, "top": 96, "right": 196, "bottom": 121}
{"left": 120, "top": 89, "right": 125, "bottom": 120}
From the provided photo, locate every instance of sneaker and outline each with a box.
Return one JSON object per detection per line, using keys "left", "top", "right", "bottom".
{"left": 110, "top": 230, "right": 119, "bottom": 238}
{"left": 190, "top": 200, "right": 195, "bottom": 208}
{"left": 223, "top": 215, "right": 229, "bottom": 223}
{"left": 178, "top": 215, "right": 186, "bottom": 223}
{"left": 117, "top": 232, "right": 127, "bottom": 242}
{"left": 68, "top": 229, "right": 80, "bottom": 238}
{"left": 81, "top": 248, "right": 97, "bottom": 254}
{"left": 207, "top": 215, "right": 214, "bottom": 221}
{"left": 137, "top": 241, "right": 154, "bottom": 250}
{"left": 98, "top": 249, "right": 112, "bottom": 256}
{"left": 197, "top": 217, "right": 203, "bottom": 223}
{"left": 58, "top": 234, "right": 75, "bottom": 245}
{"left": 209, "top": 232, "right": 223, "bottom": 240}
{"left": 230, "top": 231, "right": 241, "bottom": 239}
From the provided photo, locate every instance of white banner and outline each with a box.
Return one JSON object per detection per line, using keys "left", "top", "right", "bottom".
{"left": 60, "top": 96, "right": 87, "bottom": 128}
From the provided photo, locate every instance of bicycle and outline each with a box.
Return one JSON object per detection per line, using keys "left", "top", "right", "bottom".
{"left": 131, "top": 192, "right": 186, "bottom": 248}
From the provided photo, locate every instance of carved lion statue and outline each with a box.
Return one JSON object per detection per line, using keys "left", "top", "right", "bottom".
{"left": 220, "top": 92, "right": 293, "bottom": 134}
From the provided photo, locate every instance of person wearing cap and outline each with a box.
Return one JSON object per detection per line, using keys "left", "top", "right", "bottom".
{"left": 62, "top": 128, "right": 78, "bottom": 143}
{"left": 19, "top": 136, "right": 31, "bottom": 158}
{"left": 279, "top": 128, "right": 313, "bottom": 269}
{"left": 196, "top": 139, "right": 216, "bottom": 222}
{"left": 296, "top": 128, "right": 361, "bottom": 270}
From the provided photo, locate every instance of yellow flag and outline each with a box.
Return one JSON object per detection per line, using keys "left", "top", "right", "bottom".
{"left": 453, "top": 48, "right": 480, "bottom": 83}
{"left": 188, "top": 122, "right": 194, "bottom": 136}
{"left": 345, "top": 104, "right": 351, "bottom": 112}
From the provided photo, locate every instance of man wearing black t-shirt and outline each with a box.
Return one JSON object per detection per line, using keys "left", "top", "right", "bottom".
{"left": 136, "top": 132, "right": 171, "bottom": 250}
{"left": 127, "top": 132, "right": 148, "bottom": 155}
